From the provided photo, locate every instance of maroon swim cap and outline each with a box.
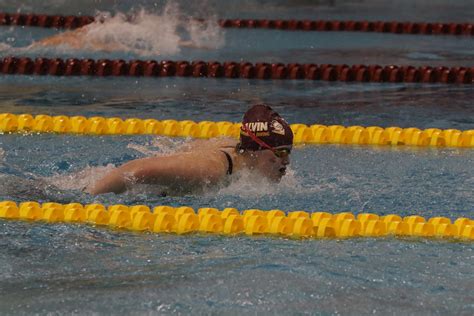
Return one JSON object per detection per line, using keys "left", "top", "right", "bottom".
{"left": 239, "top": 104, "right": 293, "bottom": 151}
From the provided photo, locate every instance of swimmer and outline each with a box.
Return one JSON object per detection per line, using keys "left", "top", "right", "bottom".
{"left": 29, "top": 11, "right": 215, "bottom": 53}
{"left": 30, "top": 26, "right": 200, "bottom": 52}
{"left": 86, "top": 104, "right": 293, "bottom": 195}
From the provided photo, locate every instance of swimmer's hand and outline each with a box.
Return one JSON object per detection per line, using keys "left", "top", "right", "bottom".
{"left": 85, "top": 151, "right": 229, "bottom": 195}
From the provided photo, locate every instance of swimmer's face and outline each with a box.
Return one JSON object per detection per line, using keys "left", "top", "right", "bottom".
{"left": 247, "top": 147, "right": 291, "bottom": 182}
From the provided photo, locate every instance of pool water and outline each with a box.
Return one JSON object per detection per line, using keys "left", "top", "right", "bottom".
{"left": 0, "top": 0, "right": 473, "bottom": 314}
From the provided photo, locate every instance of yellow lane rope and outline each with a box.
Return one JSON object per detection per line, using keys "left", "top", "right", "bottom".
{"left": 1, "top": 201, "right": 473, "bottom": 240}
{"left": 1, "top": 113, "right": 473, "bottom": 147}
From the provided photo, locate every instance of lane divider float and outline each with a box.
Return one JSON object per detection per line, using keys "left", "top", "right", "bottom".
{"left": 1, "top": 113, "right": 473, "bottom": 148}
{"left": 0, "top": 12, "right": 473, "bottom": 36}
{"left": 1, "top": 201, "right": 473, "bottom": 241}
{"left": 1, "top": 57, "right": 472, "bottom": 84}
{"left": 219, "top": 18, "right": 474, "bottom": 37}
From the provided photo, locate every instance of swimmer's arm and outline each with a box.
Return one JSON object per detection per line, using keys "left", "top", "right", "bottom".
{"left": 31, "top": 28, "right": 86, "bottom": 49}
{"left": 86, "top": 153, "right": 227, "bottom": 195}
{"left": 31, "top": 26, "right": 119, "bottom": 51}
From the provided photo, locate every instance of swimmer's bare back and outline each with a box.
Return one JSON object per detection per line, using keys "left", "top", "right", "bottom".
{"left": 86, "top": 149, "right": 232, "bottom": 195}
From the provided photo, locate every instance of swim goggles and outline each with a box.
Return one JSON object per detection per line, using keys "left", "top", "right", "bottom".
{"left": 273, "top": 147, "right": 292, "bottom": 158}
{"left": 241, "top": 124, "right": 292, "bottom": 158}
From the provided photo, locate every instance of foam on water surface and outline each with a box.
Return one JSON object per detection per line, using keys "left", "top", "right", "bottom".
{"left": 1, "top": 2, "right": 225, "bottom": 57}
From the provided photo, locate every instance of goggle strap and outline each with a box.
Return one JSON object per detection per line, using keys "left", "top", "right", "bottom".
{"left": 241, "top": 124, "right": 275, "bottom": 152}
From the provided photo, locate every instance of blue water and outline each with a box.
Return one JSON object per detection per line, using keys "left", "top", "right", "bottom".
{"left": 0, "top": 0, "right": 473, "bottom": 314}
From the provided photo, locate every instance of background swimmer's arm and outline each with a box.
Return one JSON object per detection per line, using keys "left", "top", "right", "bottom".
{"left": 86, "top": 152, "right": 228, "bottom": 195}
{"left": 31, "top": 26, "right": 120, "bottom": 51}
{"left": 31, "top": 28, "right": 87, "bottom": 49}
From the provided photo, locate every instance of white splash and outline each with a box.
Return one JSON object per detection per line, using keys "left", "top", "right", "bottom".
{"left": 26, "top": 2, "right": 225, "bottom": 56}
{"left": 0, "top": 42, "right": 12, "bottom": 52}
{"left": 186, "top": 13, "right": 225, "bottom": 49}
{"left": 47, "top": 164, "right": 116, "bottom": 191}
{"left": 213, "top": 167, "right": 318, "bottom": 199}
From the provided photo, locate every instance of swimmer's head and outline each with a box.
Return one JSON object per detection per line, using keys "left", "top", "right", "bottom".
{"left": 239, "top": 104, "right": 293, "bottom": 151}
{"left": 237, "top": 104, "right": 293, "bottom": 181}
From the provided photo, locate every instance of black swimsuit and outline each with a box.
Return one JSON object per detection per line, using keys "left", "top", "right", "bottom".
{"left": 221, "top": 150, "right": 233, "bottom": 175}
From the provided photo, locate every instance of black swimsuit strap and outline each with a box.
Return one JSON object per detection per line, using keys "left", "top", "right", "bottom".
{"left": 220, "top": 150, "right": 233, "bottom": 175}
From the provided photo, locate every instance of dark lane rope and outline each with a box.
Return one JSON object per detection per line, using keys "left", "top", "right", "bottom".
{"left": 1, "top": 57, "right": 472, "bottom": 84}
{"left": 0, "top": 12, "right": 473, "bottom": 36}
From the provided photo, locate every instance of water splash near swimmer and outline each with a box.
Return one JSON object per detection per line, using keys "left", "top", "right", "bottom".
{"left": 47, "top": 164, "right": 116, "bottom": 192}
{"left": 0, "top": 42, "right": 12, "bottom": 52}
{"left": 26, "top": 2, "right": 225, "bottom": 56}
{"left": 0, "top": 152, "right": 80, "bottom": 201}
{"left": 212, "top": 167, "right": 306, "bottom": 199}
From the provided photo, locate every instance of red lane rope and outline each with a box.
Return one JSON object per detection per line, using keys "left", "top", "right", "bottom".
{"left": 219, "top": 19, "right": 474, "bottom": 37}
{"left": 1, "top": 57, "right": 472, "bottom": 84}
{"left": 0, "top": 13, "right": 94, "bottom": 29}
{"left": 0, "top": 12, "right": 473, "bottom": 36}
